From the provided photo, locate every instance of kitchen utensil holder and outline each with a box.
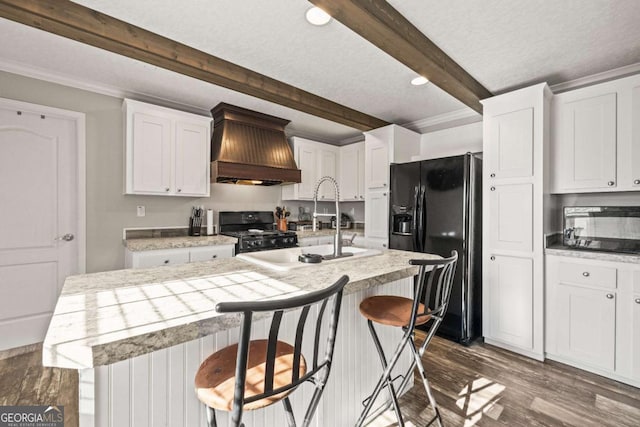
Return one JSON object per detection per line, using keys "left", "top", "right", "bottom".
{"left": 189, "top": 216, "right": 202, "bottom": 236}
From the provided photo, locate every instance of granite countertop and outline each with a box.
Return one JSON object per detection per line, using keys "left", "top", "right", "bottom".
{"left": 545, "top": 245, "right": 640, "bottom": 264}
{"left": 43, "top": 249, "right": 438, "bottom": 369}
{"left": 124, "top": 235, "right": 237, "bottom": 251}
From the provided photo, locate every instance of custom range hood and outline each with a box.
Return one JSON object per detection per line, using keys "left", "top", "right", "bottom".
{"left": 210, "top": 103, "right": 301, "bottom": 185}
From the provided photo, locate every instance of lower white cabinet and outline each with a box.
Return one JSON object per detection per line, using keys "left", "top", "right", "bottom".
{"left": 485, "top": 255, "right": 534, "bottom": 350}
{"left": 125, "top": 245, "right": 234, "bottom": 269}
{"left": 546, "top": 254, "right": 640, "bottom": 387}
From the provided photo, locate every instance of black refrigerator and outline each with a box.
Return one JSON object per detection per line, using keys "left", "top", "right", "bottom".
{"left": 389, "top": 153, "right": 482, "bottom": 344}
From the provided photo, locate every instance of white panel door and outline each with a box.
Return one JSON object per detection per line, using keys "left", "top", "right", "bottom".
{"left": 488, "top": 183, "right": 533, "bottom": 253}
{"left": 486, "top": 108, "right": 533, "bottom": 179}
{"left": 556, "top": 284, "right": 616, "bottom": 371}
{"left": 366, "top": 140, "right": 389, "bottom": 190}
{"left": 0, "top": 103, "right": 79, "bottom": 350}
{"left": 174, "top": 120, "right": 210, "bottom": 196}
{"left": 339, "top": 144, "right": 359, "bottom": 201}
{"left": 357, "top": 144, "right": 365, "bottom": 200}
{"left": 365, "top": 191, "right": 389, "bottom": 240}
{"left": 559, "top": 93, "right": 617, "bottom": 190}
{"left": 132, "top": 112, "right": 172, "bottom": 194}
{"left": 487, "top": 255, "right": 533, "bottom": 349}
{"left": 296, "top": 143, "right": 317, "bottom": 199}
{"left": 318, "top": 148, "right": 338, "bottom": 200}
{"left": 630, "top": 85, "right": 640, "bottom": 189}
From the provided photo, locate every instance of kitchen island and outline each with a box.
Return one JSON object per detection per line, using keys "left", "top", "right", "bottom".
{"left": 44, "top": 249, "right": 439, "bottom": 427}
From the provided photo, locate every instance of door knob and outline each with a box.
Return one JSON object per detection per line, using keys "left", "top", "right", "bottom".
{"left": 607, "top": 181, "right": 615, "bottom": 186}
{"left": 606, "top": 293, "right": 614, "bottom": 299}
{"left": 635, "top": 298, "right": 640, "bottom": 304}
{"left": 490, "top": 186, "right": 496, "bottom": 191}
{"left": 490, "top": 173, "right": 495, "bottom": 178}
{"left": 582, "top": 271, "right": 590, "bottom": 277}
{"left": 55, "top": 233, "right": 74, "bottom": 242}
{"left": 165, "top": 187, "right": 170, "bottom": 192}
{"left": 490, "top": 256, "right": 495, "bottom": 261}
{"left": 634, "top": 179, "right": 640, "bottom": 185}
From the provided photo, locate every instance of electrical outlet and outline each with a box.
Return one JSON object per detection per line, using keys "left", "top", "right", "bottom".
{"left": 137, "top": 206, "right": 145, "bottom": 217}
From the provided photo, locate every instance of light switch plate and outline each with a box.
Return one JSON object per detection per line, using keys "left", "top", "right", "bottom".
{"left": 137, "top": 206, "right": 145, "bottom": 217}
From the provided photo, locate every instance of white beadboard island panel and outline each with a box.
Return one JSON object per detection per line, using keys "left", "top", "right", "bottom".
{"left": 91, "top": 277, "right": 413, "bottom": 427}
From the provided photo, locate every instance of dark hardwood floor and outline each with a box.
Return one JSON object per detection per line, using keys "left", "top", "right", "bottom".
{"left": 1, "top": 334, "right": 638, "bottom": 427}
{"left": 373, "top": 332, "right": 640, "bottom": 427}
{"left": 0, "top": 347, "right": 78, "bottom": 427}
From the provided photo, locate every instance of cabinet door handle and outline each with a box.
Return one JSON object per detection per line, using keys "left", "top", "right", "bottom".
{"left": 212, "top": 254, "right": 217, "bottom": 259}
{"left": 490, "top": 186, "right": 496, "bottom": 191}
{"left": 490, "top": 173, "right": 495, "bottom": 178}
{"left": 382, "top": 243, "right": 387, "bottom": 248}
{"left": 606, "top": 293, "right": 614, "bottom": 299}
{"left": 634, "top": 179, "right": 640, "bottom": 185}
{"left": 383, "top": 183, "right": 387, "bottom": 187}
{"left": 490, "top": 256, "right": 495, "bottom": 261}
{"left": 165, "top": 187, "right": 170, "bottom": 192}
{"left": 177, "top": 188, "right": 182, "bottom": 192}
{"left": 164, "top": 259, "right": 170, "bottom": 264}
{"left": 635, "top": 298, "right": 640, "bottom": 304}
{"left": 582, "top": 271, "right": 590, "bottom": 277}
{"left": 383, "top": 193, "right": 387, "bottom": 196}
{"left": 607, "top": 181, "right": 615, "bottom": 186}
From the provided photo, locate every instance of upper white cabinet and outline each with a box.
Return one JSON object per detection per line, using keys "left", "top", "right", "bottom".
{"left": 363, "top": 125, "right": 420, "bottom": 245}
{"left": 486, "top": 108, "right": 534, "bottom": 180}
{"left": 124, "top": 99, "right": 211, "bottom": 197}
{"left": 551, "top": 73, "right": 640, "bottom": 193}
{"left": 281, "top": 137, "right": 338, "bottom": 200}
{"left": 481, "top": 83, "right": 552, "bottom": 361}
{"left": 339, "top": 142, "right": 365, "bottom": 201}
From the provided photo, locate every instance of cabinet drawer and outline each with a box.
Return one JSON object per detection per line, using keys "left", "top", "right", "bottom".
{"left": 189, "top": 245, "right": 234, "bottom": 262}
{"left": 559, "top": 260, "right": 617, "bottom": 289}
{"left": 133, "top": 249, "right": 190, "bottom": 269}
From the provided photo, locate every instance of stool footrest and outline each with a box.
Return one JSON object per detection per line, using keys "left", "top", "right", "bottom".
{"left": 360, "top": 374, "right": 405, "bottom": 407}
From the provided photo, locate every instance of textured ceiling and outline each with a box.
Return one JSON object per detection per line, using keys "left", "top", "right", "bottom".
{"left": 1, "top": 1, "right": 639, "bottom": 142}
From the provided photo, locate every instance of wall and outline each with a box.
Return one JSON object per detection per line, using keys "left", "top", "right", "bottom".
{"left": 0, "top": 70, "right": 281, "bottom": 273}
{"left": 417, "top": 121, "right": 482, "bottom": 160}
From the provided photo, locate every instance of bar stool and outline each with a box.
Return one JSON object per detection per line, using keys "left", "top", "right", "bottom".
{"left": 195, "top": 275, "right": 349, "bottom": 427}
{"left": 356, "top": 251, "right": 458, "bottom": 427}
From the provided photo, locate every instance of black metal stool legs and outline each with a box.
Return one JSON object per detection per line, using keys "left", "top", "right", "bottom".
{"left": 206, "top": 406, "right": 217, "bottom": 427}
{"left": 409, "top": 338, "right": 443, "bottom": 427}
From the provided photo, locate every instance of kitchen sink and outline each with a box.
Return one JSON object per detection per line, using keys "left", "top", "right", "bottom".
{"left": 236, "top": 244, "right": 382, "bottom": 271}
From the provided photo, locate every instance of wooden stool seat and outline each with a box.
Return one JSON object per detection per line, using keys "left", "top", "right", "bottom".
{"left": 359, "top": 295, "right": 431, "bottom": 327}
{"left": 195, "top": 339, "right": 307, "bottom": 412}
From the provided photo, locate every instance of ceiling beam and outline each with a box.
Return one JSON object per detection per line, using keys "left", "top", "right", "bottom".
{"left": 309, "top": 0, "right": 492, "bottom": 114}
{"left": 0, "top": 0, "right": 389, "bottom": 131}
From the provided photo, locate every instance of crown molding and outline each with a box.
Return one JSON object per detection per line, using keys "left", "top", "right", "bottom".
{"left": 401, "top": 108, "right": 481, "bottom": 134}
{"left": 550, "top": 62, "right": 640, "bottom": 93}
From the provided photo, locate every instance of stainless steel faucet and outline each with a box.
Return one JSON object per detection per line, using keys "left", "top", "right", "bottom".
{"left": 312, "top": 176, "right": 352, "bottom": 260}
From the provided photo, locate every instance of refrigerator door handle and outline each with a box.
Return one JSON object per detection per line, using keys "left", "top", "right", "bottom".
{"left": 412, "top": 185, "right": 419, "bottom": 251}
{"left": 417, "top": 185, "right": 426, "bottom": 252}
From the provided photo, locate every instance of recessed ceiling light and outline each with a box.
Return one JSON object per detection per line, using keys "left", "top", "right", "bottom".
{"left": 411, "top": 76, "right": 429, "bottom": 86}
{"left": 306, "top": 7, "right": 331, "bottom": 26}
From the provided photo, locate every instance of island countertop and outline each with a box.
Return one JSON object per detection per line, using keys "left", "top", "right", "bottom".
{"left": 43, "top": 249, "right": 438, "bottom": 370}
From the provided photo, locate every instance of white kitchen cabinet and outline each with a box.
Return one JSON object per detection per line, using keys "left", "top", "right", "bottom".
{"left": 365, "top": 139, "right": 389, "bottom": 190}
{"left": 556, "top": 282, "right": 616, "bottom": 371}
{"left": 546, "top": 255, "right": 640, "bottom": 388}
{"left": 481, "top": 83, "right": 551, "bottom": 361}
{"left": 124, "top": 245, "right": 234, "bottom": 269}
{"left": 126, "top": 248, "right": 191, "bottom": 269}
{"left": 339, "top": 142, "right": 365, "bottom": 201}
{"left": 486, "top": 255, "right": 534, "bottom": 350}
{"left": 124, "top": 99, "right": 211, "bottom": 197}
{"left": 363, "top": 125, "right": 420, "bottom": 245}
{"left": 488, "top": 183, "right": 533, "bottom": 253}
{"left": 364, "top": 237, "right": 387, "bottom": 250}
{"left": 485, "top": 107, "right": 533, "bottom": 180}
{"left": 551, "top": 73, "right": 640, "bottom": 193}
{"left": 189, "top": 245, "right": 234, "bottom": 262}
{"left": 281, "top": 137, "right": 339, "bottom": 200}
{"left": 365, "top": 191, "right": 389, "bottom": 240}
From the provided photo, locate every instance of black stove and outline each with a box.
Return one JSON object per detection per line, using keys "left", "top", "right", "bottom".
{"left": 219, "top": 211, "right": 298, "bottom": 254}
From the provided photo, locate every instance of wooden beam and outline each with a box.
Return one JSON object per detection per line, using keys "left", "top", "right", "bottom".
{"left": 0, "top": 0, "right": 389, "bottom": 131}
{"left": 309, "top": 0, "right": 492, "bottom": 113}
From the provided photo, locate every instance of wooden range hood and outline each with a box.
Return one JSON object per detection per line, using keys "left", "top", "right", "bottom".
{"left": 210, "top": 103, "right": 301, "bottom": 185}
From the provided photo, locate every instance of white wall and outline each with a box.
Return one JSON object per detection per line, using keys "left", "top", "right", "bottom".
{"left": 417, "top": 121, "right": 482, "bottom": 160}
{"left": 0, "top": 70, "right": 281, "bottom": 272}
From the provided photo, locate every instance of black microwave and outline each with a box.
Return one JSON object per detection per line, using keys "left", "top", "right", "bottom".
{"left": 563, "top": 206, "right": 640, "bottom": 254}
